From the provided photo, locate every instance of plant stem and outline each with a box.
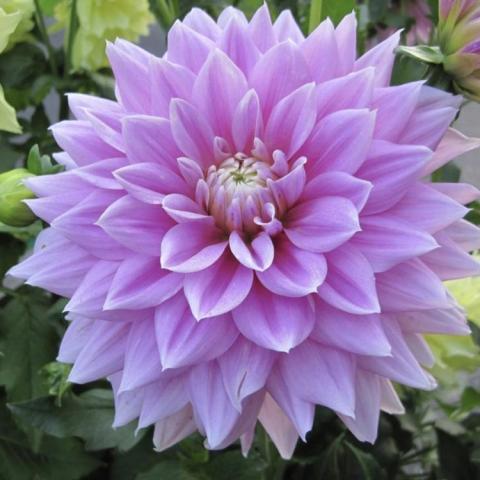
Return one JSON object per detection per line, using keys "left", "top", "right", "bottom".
{"left": 59, "top": 0, "right": 78, "bottom": 120}
{"left": 33, "top": 0, "right": 59, "bottom": 76}
{"left": 64, "top": 0, "right": 78, "bottom": 79}
{"left": 308, "top": 0, "right": 323, "bottom": 33}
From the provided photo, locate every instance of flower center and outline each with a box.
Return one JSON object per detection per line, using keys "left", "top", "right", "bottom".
{"left": 205, "top": 153, "right": 275, "bottom": 233}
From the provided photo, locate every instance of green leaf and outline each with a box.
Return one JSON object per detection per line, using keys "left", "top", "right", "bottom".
{"left": 136, "top": 461, "right": 195, "bottom": 480}
{"left": 9, "top": 389, "right": 143, "bottom": 451}
{"left": 109, "top": 433, "right": 162, "bottom": 480}
{"left": 396, "top": 45, "right": 444, "bottom": 65}
{"left": 0, "top": 394, "right": 101, "bottom": 480}
{"left": 0, "top": 232, "right": 23, "bottom": 278}
{"left": 436, "top": 428, "right": 477, "bottom": 480}
{"left": 27, "top": 144, "right": 64, "bottom": 176}
{"left": 0, "top": 289, "right": 59, "bottom": 402}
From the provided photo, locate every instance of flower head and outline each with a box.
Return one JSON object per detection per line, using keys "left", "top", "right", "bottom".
{"left": 10, "top": 6, "right": 480, "bottom": 457}
{"left": 0, "top": 168, "right": 35, "bottom": 226}
{"left": 0, "top": 0, "right": 34, "bottom": 50}
{"left": 438, "top": 0, "right": 480, "bottom": 99}
{"left": 54, "top": 0, "right": 154, "bottom": 71}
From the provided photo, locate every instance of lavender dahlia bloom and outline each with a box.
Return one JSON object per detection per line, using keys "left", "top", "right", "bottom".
{"left": 10, "top": 5, "right": 480, "bottom": 458}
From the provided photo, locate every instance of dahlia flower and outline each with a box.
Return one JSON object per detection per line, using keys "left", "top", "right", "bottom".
{"left": 438, "top": 0, "right": 480, "bottom": 100}
{"left": 54, "top": 0, "right": 154, "bottom": 71}
{"left": 10, "top": 5, "right": 480, "bottom": 458}
{"left": 0, "top": 168, "right": 35, "bottom": 227}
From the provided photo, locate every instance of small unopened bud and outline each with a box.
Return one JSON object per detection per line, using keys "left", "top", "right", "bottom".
{"left": 0, "top": 168, "right": 36, "bottom": 227}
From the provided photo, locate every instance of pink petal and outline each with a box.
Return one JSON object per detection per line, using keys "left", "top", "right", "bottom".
{"left": 318, "top": 245, "right": 381, "bottom": 314}
{"left": 335, "top": 13, "right": 357, "bottom": 74}
{"left": 52, "top": 190, "right": 129, "bottom": 260}
{"left": 315, "top": 68, "right": 375, "bottom": 118}
{"left": 160, "top": 219, "right": 228, "bottom": 273}
{"left": 339, "top": 371, "right": 381, "bottom": 443}
{"left": 264, "top": 83, "right": 316, "bottom": 159}
{"left": 219, "top": 336, "right": 275, "bottom": 410}
{"left": 162, "top": 193, "right": 208, "bottom": 223}
{"left": 114, "top": 162, "right": 189, "bottom": 204}
{"left": 248, "top": 4, "right": 276, "bottom": 52}
{"left": 51, "top": 120, "right": 122, "bottom": 166}
{"left": 398, "top": 306, "right": 470, "bottom": 335}
{"left": 258, "top": 394, "right": 299, "bottom": 460}
{"left": 122, "top": 115, "right": 180, "bottom": 171}
{"left": 257, "top": 234, "right": 327, "bottom": 297}
{"left": 273, "top": 10, "right": 304, "bottom": 43}
{"left": 399, "top": 86, "right": 461, "bottom": 150}
{"left": 229, "top": 231, "right": 274, "bottom": 271}
{"left": 376, "top": 259, "right": 450, "bottom": 311}
{"left": 220, "top": 16, "right": 261, "bottom": 76}
{"left": 183, "top": 7, "right": 221, "bottom": 40}
{"left": 99, "top": 195, "right": 173, "bottom": 256}
{"left": 358, "top": 140, "right": 431, "bottom": 215}
{"left": 301, "top": 109, "right": 375, "bottom": 177}
{"left": 372, "top": 82, "right": 423, "bottom": 141}
{"left": 232, "top": 89, "right": 263, "bottom": 153}
{"left": 184, "top": 250, "right": 253, "bottom": 319}
{"left": 353, "top": 215, "right": 439, "bottom": 272}
{"left": 105, "top": 254, "right": 183, "bottom": 310}
{"left": 355, "top": 31, "right": 401, "bottom": 86}
{"left": 423, "top": 128, "right": 480, "bottom": 175}
{"left": 9, "top": 235, "right": 95, "bottom": 297}
{"left": 155, "top": 293, "right": 238, "bottom": 369}
{"left": 139, "top": 373, "right": 189, "bottom": 427}
{"left": 431, "top": 182, "right": 480, "bottom": 204}
{"left": 311, "top": 298, "right": 391, "bottom": 356}
{"left": 69, "top": 320, "right": 129, "bottom": 383}
{"left": 188, "top": 361, "right": 240, "bottom": 448}
{"left": 193, "top": 49, "right": 248, "bottom": 145}
{"left": 65, "top": 261, "right": 118, "bottom": 313}
{"left": 167, "top": 21, "right": 215, "bottom": 73}
{"left": 302, "top": 171, "right": 372, "bottom": 211}
{"left": 388, "top": 182, "right": 469, "bottom": 233}
{"left": 280, "top": 340, "right": 356, "bottom": 416}
{"left": 421, "top": 232, "right": 480, "bottom": 280}
{"left": 249, "top": 41, "right": 311, "bottom": 120}
{"left": 302, "top": 19, "right": 339, "bottom": 83}
{"left": 149, "top": 58, "right": 197, "bottom": 117}
{"left": 153, "top": 405, "right": 196, "bottom": 452}
{"left": 57, "top": 316, "right": 94, "bottom": 363}
{"left": 233, "top": 281, "right": 315, "bottom": 352}
{"left": 285, "top": 196, "right": 360, "bottom": 253}
{"left": 119, "top": 317, "right": 162, "bottom": 392}
{"left": 266, "top": 366, "right": 315, "bottom": 439}
{"left": 359, "top": 318, "right": 435, "bottom": 390}
{"left": 106, "top": 40, "right": 152, "bottom": 113}
{"left": 170, "top": 99, "right": 215, "bottom": 168}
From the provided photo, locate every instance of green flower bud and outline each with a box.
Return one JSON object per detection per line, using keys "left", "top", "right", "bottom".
{"left": 0, "top": 168, "right": 36, "bottom": 227}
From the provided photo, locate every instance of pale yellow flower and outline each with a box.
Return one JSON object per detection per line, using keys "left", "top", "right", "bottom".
{"left": 0, "top": 84, "right": 21, "bottom": 133}
{"left": 55, "top": 0, "right": 154, "bottom": 71}
{"left": 0, "top": 0, "right": 35, "bottom": 49}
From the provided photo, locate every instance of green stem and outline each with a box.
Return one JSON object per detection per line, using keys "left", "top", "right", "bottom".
{"left": 59, "top": 0, "right": 78, "bottom": 120}
{"left": 154, "top": 0, "right": 176, "bottom": 29}
{"left": 308, "top": 0, "right": 323, "bottom": 34}
{"left": 64, "top": 0, "right": 78, "bottom": 79}
{"left": 33, "top": 0, "right": 59, "bottom": 76}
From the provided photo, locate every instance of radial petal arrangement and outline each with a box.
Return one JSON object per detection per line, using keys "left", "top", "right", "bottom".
{"left": 10, "top": 5, "right": 480, "bottom": 457}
